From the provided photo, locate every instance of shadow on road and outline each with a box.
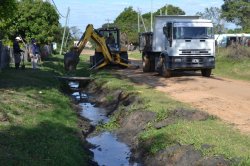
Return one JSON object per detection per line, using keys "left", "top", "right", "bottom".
{"left": 115, "top": 59, "right": 213, "bottom": 89}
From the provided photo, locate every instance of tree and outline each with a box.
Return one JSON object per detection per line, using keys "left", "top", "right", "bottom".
{"left": 142, "top": 5, "right": 185, "bottom": 32}
{"left": 114, "top": 5, "right": 186, "bottom": 44}
{"left": 0, "top": 0, "right": 17, "bottom": 39}
{"left": 143, "top": 4, "right": 185, "bottom": 19}
{"left": 70, "top": 26, "right": 82, "bottom": 40}
{"left": 221, "top": 0, "right": 250, "bottom": 32}
{"left": 114, "top": 7, "right": 138, "bottom": 44}
{"left": 0, "top": 0, "right": 17, "bottom": 21}
{"left": 2, "top": 0, "right": 60, "bottom": 44}
{"left": 196, "top": 7, "right": 225, "bottom": 33}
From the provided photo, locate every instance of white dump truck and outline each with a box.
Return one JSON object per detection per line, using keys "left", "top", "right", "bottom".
{"left": 139, "top": 15, "right": 215, "bottom": 77}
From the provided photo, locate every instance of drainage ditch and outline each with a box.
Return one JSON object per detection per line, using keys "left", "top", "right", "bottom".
{"left": 69, "top": 81, "right": 140, "bottom": 166}
{"left": 62, "top": 79, "right": 233, "bottom": 166}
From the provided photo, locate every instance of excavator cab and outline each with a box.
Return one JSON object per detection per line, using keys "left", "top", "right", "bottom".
{"left": 98, "top": 27, "right": 120, "bottom": 52}
{"left": 91, "top": 26, "right": 129, "bottom": 68}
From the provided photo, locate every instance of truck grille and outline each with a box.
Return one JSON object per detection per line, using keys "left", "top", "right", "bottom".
{"left": 179, "top": 49, "right": 211, "bottom": 55}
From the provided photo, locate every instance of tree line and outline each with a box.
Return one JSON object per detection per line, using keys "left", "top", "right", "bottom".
{"left": 113, "top": 0, "right": 250, "bottom": 44}
{"left": 0, "top": 0, "right": 79, "bottom": 52}
{"left": 0, "top": 0, "right": 249, "bottom": 47}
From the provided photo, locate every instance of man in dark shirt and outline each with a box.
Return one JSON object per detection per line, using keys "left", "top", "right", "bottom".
{"left": 106, "top": 33, "right": 115, "bottom": 46}
{"left": 13, "top": 37, "right": 23, "bottom": 69}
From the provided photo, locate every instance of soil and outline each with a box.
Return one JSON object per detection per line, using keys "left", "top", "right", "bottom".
{"left": 116, "top": 59, "right": 250, "bottom": 134}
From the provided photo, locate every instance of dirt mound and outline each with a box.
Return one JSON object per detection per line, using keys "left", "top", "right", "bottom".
{"left": 0, "top": 112, "right": 9, "bottom": 122}
{"left": 143, "top": 144, "right": 230, "bottom": 166}
{"left": 155, "top": 108, "right": 210, "bottom": 129}
{"left": 116, "top": 111, "right": 156, "bottom": 146}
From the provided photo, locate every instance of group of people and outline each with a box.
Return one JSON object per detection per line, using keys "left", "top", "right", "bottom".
{"left": 13, "top": 37, "right": 40, "bottom": 69}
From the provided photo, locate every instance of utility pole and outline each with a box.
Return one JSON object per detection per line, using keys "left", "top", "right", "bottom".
{"left": 137, "top": 9, "right": 140, "bottom": 33}
{"left": 165, "top": 4, "right": 168, "bottom": 15}
{"left": 138, "top": 9, "right": 147, "bottom": 32}
{"left": 60, "top": 7, "right": 70, "bottom": 55}
{"left": 64, "top": 29, "right": 70, "bottom": 50}
{"left": 105, "top": 19, "right": 112, "bottom": 28}
{"left": 150, "top": 0, "right": 153, "bottom": 32}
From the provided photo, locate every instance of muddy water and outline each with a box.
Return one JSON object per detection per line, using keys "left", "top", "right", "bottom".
{"left": 87, "top": 132, "right": 139, "bottom": 166}
{"left": 79, "top": 103, "right": 109, "bottom": 125}
{"left": 69, "top": 82, "right": 140, "bottom": 166}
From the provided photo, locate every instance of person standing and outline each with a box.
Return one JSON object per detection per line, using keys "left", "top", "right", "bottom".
{"left": 30, "top": 39, "right": 40, "bottom": 69}
{"left": 13, "top": 37, "right": 23, "bottom": 69}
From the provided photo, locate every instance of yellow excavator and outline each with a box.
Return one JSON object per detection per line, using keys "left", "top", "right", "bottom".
{"left": 64, "top": 24, "right": 135, "bottom": 70}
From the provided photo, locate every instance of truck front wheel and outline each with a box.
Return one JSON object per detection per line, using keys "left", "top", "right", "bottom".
{"left": 201, "top": 69, "right": 212, "bottom": 77}
{"left": 142, "top": 55, "right": 150, "bottom": 72}
{"left": 161, "top": 60, "right": 171, "bottom": 78}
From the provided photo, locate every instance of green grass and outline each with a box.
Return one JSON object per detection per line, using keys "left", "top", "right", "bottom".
{"left": 78, "top": 55, "right": 250, "bottom": 164}
{"left": 128, "top": 51, "right": 141, "bottom": 60}
{"left": 0, "top": 55, "right": 91, "bottom": 165}
{"left": 214, "top": 54, "right": 250, "bottom": 81}
{"left": 140, "top": 120, "right": 250, "bottom": 160}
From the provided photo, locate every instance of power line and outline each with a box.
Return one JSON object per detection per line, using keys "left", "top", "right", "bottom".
{"left": 51, "top": 0, "right": 66, "bottom": 18}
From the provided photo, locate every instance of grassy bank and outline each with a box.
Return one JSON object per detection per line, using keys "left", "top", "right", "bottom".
{"left": 79, "top": 56, "right": 250, "bottom": 165}
{"left": 0, "top": 56, "right": 91, "bottom": 165}
{"left": 214, "top": 47, "right": 250, "bottom": 81}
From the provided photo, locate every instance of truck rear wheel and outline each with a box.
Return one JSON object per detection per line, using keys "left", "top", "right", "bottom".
{"left": 142, "top": 55, "right": 150, "bottom": 72}
{"left": 201, "top": 69, "right": 212, "bottom": 77}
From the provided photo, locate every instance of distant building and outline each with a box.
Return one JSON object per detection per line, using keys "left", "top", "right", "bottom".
{"left": 215, "top": 33, "right": 250, "bottom": 47}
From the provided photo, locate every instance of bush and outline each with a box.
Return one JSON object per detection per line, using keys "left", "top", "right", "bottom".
{"left": 219, "top": 45, "right": 250, "bottom": 60}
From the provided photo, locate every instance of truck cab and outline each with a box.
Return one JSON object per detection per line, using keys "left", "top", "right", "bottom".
{"left": 139, "top": 15, "right": 215, "bottom": 77}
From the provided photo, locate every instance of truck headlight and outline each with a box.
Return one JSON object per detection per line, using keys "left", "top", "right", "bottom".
{"left": 174, "top": 58, "right": 182, "bottom": 62}
{"left": 208, "top": 58, "right": 215, "bottom": 62}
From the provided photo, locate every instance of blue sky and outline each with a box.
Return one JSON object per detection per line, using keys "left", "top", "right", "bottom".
{"left": 52, "top": 0, "right": 232, "bottom": 31}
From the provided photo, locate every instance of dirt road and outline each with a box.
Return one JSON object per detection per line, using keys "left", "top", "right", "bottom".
{"left": 117, "top": 59, "right": 250, "bottom": 134}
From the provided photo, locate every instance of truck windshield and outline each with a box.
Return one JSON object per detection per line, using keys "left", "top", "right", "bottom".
{"left": 173, "top": 27, "right": 213, "bottom": 39}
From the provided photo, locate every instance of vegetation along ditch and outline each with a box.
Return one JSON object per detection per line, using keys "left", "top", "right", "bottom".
{"left": 62, "top": 67, "right": 250, "bottom": 166}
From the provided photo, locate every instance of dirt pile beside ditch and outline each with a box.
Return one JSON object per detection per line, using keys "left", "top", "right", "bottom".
{"left": 82, "top": 81, "right": 233, "bottom": 165}
{"left": 143, "top": 144, "right": 230, "bottom": 166}
{"left": 154, "top": 108, "right": 210, "bottom": 129}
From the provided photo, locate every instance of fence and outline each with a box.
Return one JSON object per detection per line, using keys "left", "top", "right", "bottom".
{"left": 0, "top": 41, "right": 53, "bottom": 70}
{"left": 0, "top": 41, "right": 12, "bottom": 70}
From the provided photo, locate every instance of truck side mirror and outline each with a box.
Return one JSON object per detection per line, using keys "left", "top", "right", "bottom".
{"left": 167, "top": 23, "right": 173, "bottom": 47}
{"left": 163, "top": 26, "right": 168, "bottom": 36}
